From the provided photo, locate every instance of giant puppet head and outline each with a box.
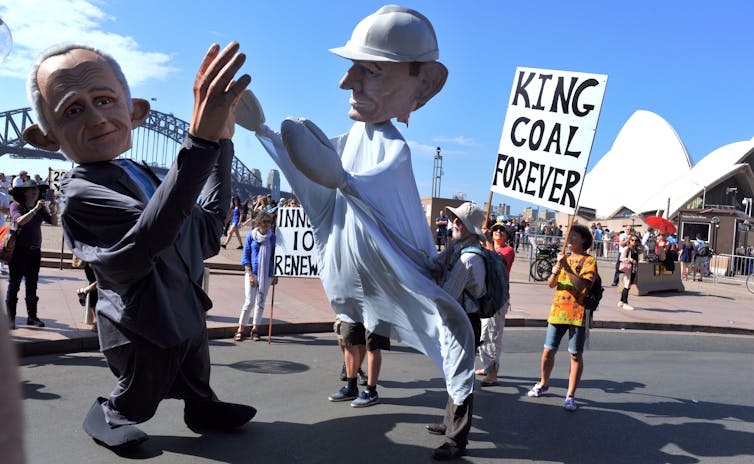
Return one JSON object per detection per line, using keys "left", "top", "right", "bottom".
{"left": 22, "top": 45, "right": 150, "bottom": 164}
{"left": 329, "top": 5, "right": 448, "bottom": 125}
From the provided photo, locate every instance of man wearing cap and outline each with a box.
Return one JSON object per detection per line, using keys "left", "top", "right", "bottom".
{"left": 240, "top": 6, "right": 476, "bottom": 458}
{"left": 426, "top": 202, "right": 486, "bottom": 459}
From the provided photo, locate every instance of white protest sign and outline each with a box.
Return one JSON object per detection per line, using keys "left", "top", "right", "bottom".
{"left": 47, "top": 168, "right": 68, "bottom": 192}
{"left": 491, "top": 67, "right": 607, "bottom": 214}
{"left": 274, "top": 207, "right": 320, "bottom": 278}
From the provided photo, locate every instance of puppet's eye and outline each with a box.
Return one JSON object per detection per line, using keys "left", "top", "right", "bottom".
{"left": 95, "top": 96, "right": 113, "bottom": 106}
{"left": 64, "top": 104, "right": 83, "bottom": 117}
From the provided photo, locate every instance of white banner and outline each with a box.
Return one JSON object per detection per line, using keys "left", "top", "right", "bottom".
{"left": 491, "top": 67, "right": 608, "bottom": 214}
{"left": 274, "top": 207, "right": 320, "bottom": 278}
{"left": 47, "top": 168, "right": 68, "bottom": 192}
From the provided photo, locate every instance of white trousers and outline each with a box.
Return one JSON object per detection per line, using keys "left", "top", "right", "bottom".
{"left": 238, "top": 272, "right": 272, "bottom": 326}
{"left": 478, "top": 305, "right": 507, "bottom": 371}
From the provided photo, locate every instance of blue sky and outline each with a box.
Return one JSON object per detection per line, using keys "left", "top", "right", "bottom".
{"left": 2, "top": 0, "right": 753, "bottom": 214}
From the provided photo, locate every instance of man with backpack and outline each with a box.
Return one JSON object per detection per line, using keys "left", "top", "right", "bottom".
{"left": 692, "top": 233, "right": 709, "bottom": 282}
{"left": 426, "top": 202, "right": 487, "bottom": 460}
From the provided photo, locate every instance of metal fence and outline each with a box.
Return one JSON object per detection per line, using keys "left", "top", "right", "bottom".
{"left": 708, "top": 253, "right": 754, "bottom": 284}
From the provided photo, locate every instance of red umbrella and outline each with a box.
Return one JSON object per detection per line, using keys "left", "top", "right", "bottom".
{"left": 645, "top": 216, "right": 677, "bottom": 234}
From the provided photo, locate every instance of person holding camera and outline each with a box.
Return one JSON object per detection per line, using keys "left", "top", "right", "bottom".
{"left": 5, "top": 180, "right": 58, "bottom": 329}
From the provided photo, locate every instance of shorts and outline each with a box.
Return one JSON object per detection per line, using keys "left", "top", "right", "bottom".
{"left": 543, "top": 323, "right": 586, "bottom": 355}
{"left": 337, "top": 320, "right": 390, "bottom": 351}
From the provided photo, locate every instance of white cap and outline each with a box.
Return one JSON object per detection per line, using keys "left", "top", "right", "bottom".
{"left": 329, "top": 5, "right": 440, "bottom": 62}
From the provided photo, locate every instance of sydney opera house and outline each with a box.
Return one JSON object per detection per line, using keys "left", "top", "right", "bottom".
{"left": 572, "top": 110, "right": 754, "bottom": 257}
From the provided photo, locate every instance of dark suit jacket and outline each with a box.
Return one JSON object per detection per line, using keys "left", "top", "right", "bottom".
{"left": 60, "top": 139, "right": 233, "bottom": 350}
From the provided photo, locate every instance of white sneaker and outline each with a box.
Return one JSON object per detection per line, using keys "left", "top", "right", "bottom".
{"left": 622, "top": 303, "right": 635, "bottom": 310}
{"left": 616, "top": 301, "right": 624, "bottom": 308}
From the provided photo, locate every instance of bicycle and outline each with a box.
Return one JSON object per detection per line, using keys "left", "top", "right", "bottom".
{"left": 530, "top": 244, "right": 558, "bottom": 281}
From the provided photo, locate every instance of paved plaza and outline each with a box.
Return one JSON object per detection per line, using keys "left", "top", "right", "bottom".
{"left": 4, "top": 223, "right": 754, "bottom": 462}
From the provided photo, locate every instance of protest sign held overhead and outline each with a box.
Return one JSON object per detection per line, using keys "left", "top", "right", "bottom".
{"left": 274, "top": 207, "right": 320, "bottom": 278}
{"left": 491, "top": 67, "right": 607, "bottom": 214}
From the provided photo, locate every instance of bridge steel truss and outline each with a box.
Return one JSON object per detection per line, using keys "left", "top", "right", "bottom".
{"left": 1, "top": 107, "right": 279, "bottom": 201}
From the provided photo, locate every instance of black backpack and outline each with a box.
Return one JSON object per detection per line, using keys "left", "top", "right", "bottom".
{"left": 577, "top": 256, "right": 603, "bottom": 312}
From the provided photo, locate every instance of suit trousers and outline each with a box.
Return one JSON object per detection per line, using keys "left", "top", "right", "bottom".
{"left": 442, "top": 393, "right": 474, "bottom": 447}
{"left": 101, "top": 325, "right": 216, "bottom": 426}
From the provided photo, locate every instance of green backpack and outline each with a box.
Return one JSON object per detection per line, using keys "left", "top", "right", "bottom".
{"left": 456, "top": 246, "right": 510, "bottom": 318}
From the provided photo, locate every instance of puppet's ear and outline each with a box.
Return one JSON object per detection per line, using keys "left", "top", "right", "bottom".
{"left": 414, "top": 61, "right": 448, "bottom": 112}
{"left": 131, "top": 98, "right": 151, "bottom": 129}
{"left": 22, "top": 124, "right": 61, "bottom": 152}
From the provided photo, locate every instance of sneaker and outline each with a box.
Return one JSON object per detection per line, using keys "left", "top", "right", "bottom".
{"left": 27, "top": 317, "right": 45, "bottom": 328}
{"left": 350, "top": 389, "right": 379, "bottom": 408}
{"left": 339, "top": 363, "right": 347, "bottom": 381}
{"left": 563, "top": 396, "right": 578, "bottom": 411}
{"left": 616, "top": 301, "right": 624, "bottom": 308}
{"left": 527, "top": 383, "right": 548, "bottom": 397}
{"left": 622, "top": 303, "right": 635, "bottom": 310}
{"left": 328, "top": 385, "right": 358, "bottom": 402}
{"left": 357, "top": 368, "right": 368, "bottom": 386}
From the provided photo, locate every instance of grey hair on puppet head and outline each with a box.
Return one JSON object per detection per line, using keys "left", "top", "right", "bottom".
{"left": 27, "top": 43, "right": 133, "bottom": 135}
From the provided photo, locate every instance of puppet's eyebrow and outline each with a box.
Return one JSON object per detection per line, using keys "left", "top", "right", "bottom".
{"left": 54, "top": 86, "right": 117, "bottom": 113}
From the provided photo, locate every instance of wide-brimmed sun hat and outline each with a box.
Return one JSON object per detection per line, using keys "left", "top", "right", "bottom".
{"left": 10, "top": 179, "right": 48, "bottom": 203}
{"left": 445, "top": 202, "right": 485, "bottom": 241}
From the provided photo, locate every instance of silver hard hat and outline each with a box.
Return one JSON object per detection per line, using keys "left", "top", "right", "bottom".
{"left": 329, "top": 5, "right": 439, "bottom": 62}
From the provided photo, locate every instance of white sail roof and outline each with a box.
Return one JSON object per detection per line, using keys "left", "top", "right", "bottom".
{"left": 581, "top": 110, "right": 692, "bottom": 217}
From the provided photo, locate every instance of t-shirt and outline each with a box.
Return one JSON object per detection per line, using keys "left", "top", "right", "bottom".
{"left": 694, "top": 239, "right": 708, "bottom": 258}
{"left": 547, "top": 253, "right": 596, "bottom": 327}
{"left": 9, "top": 202, "right": 50, "bottom": 248}
{"left": 435, "top": 215, "right": 448, "bottom": 234}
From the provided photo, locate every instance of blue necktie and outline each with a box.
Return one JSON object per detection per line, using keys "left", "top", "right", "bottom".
{"left": 115, "top": 160, "right": 156, "bottom": 200}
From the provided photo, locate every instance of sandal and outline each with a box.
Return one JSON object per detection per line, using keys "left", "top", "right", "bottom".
{"left": 251, "top": 328, "right": 260, "bottom": 342}
{"left": 234, "top": 330, "right": 244, "bottom": 342}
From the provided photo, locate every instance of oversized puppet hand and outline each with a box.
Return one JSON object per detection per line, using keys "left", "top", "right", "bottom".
{"left": 234, "top": 89, "right": 266, "bottom": 133}
{"left": 281, "top": 118, "right": 346, "bottom": 189}
{"left": 190, "top": 42, "right": 251, "bottom": 142}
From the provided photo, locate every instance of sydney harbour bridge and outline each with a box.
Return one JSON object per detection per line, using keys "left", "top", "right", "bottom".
{"left": 0, "top": 107, "right": 291, "bottom": 202}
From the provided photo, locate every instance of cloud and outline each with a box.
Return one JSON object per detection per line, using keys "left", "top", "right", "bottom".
{"left": 0, "top": 0, "right": 177, "bottom": 85}
{"left": 433, "top": 135, "right": 476, "bottom": 147}
{"left": 407, "top": 140, "right": 469, "bottom": 157}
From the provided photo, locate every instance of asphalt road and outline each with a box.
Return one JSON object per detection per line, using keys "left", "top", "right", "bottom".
{"left": 19, "top": 328, "right": 754, "bottom": 464}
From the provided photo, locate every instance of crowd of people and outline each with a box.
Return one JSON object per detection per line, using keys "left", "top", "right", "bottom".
{"left": 0, "top": 5, "right": 724, "bottom": 462}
